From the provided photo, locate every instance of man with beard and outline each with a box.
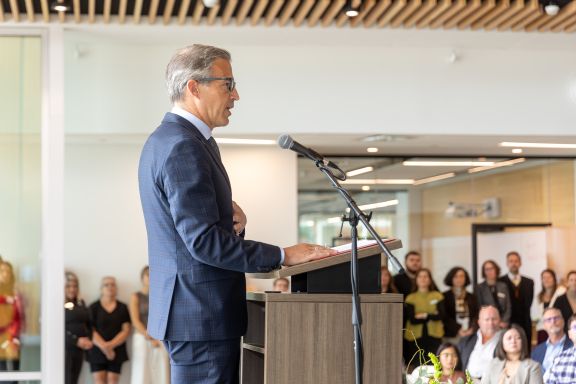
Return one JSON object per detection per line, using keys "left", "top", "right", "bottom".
{"left": 394, "top": 251, "right": 422, "bottom": 298}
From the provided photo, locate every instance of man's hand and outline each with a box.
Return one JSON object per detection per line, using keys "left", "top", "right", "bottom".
{"left": 282, "top": 244, "right": 337, "bottom": 266}
{"left": 232, "top": 201, "right": 247, "bottom": 235}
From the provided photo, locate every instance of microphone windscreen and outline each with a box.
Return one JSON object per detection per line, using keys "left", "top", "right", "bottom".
{"left": 277, "top": 134, "right": 293, "bottom": 149}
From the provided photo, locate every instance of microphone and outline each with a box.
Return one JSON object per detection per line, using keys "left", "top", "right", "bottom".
{"left": 277, "top": 134, "right": 343, "bottom": 174}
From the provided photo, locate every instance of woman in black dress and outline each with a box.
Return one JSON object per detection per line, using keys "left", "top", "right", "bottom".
{"left": 87, "top": 276, "right": 131, "bottom": 384}
{"left": 553, "top": 270, "right": 576, "bottom": 331}
{"left": 65, "top": 271, "right": 93, "bottom": 384}
{"left": 442, "top": 266, "right": 478, "bottom": 342}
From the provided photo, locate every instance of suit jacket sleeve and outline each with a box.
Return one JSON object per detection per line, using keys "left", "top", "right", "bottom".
{"left": 163, "top": 138, "right": 280, "bottom": 273}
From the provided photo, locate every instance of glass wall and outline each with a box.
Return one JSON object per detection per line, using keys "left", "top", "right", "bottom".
{"left": 0, "top": 35, "right": 43, "bottom": 376}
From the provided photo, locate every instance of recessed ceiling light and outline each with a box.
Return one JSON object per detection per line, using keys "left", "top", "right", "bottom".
{"left": 346, "top": 166, "right": 374, "bottom": 177}
{"left": 367, "top": 147, "right": 379, "bottom": 153}
{"left": 499, "top": 142, "right": 576, "bottom": 149}
{"left": 326, "top": 216, "right": 342, "bottom": 224}
{"left": 512, "top": 148, "right": 523, "bottom": 154}
{"left": 468, "top": 158, "right": 525, "bottom": 174}
{"left": 361, "top": 185, "right": 371, "bottom": 191}
{"left": 403, "top": 160, "right": 494, "bottom": 167}
{"left": 356, "top": 199, "right": 399, "bottom": 211}
{"left": 413, "top": 172, "right": 455, "bottom": 186}
{"left": 341, "top": 179, "right": 414, "bottom": 185}
{"left": 214, "top": 138, "right": 276, "bottom": 145}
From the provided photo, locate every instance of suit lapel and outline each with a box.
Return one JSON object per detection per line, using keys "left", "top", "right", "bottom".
{"left": 163, "top": 113, "right": 232, "bottom": 189}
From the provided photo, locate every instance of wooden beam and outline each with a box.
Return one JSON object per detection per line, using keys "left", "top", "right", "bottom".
{"left": 524, "top": 12, "right": 553, "bottom": 31}
{"left": 539, "top": 1, "right": 576, "bottom": 31}
{"left": 73, "top": 0, "right": 81, "bottom": 22}
{"left": 278, "top": 0, "right": 300, "bottom": 26}
{"left": 457, "top": 0, "right": 493, "bottom": 28}
{"left": 58, "top": 8, "right": 65, "bottom": 22}
{"left": 484, "top": 0, "right": 524, "bottom": 30}
{"left": 511, "top": 7, "right": 542, "bottom": 30}
{"left": 429, "top": 0, "right": 465, "bottom": 28}
{"left": 293, "top": 0, "right": 315, "bottom": 26}
{"left": 416, "top": 0, "right": 450, "bottom": 28}
{"left": 207, "top": 3, "right": 220, "bottom": 24}
{"left": 364, "top": 0, "right": 392, "bottom": 27}
{"left": 308, "top": 0, "right": 331, "bottom": 27}
{"left": 24, "top": 0, "right": 34, "bottom": 22}
{"left": 149, "top": 0, "right": 160, "bottom": 23}
{"left": 565, "top": 18, "right": 576, "bottom": 32}
{"left": 321, "top": 0, "right": 345, "bottom": 27}
{"left": 221, "top": 0, "right": 237, "bottom": 25}
{"left": 471, "top": 0, "right": 509, "bottom": 30}
{"left": 133, "top": 0, "right": 144, "bottom": 23}
{"left": 118, "top": 0, "right": 128, "bottom": 23}
{"left": 192, "top": 0, "right": 205, "bottom": 24}
{"left": 497, "top": 0, "right": 537, "bottom": 30}
{"left": 250, "top": 0, "right": 269, "bottom": 25}
{"left": 404, "top": 0, "right": 436, "bottom": 28}
{"left": 40, "top": 0, "right": 50, "bottom": 22}
{"left": 265, "top": 0, "right": 285, "bottom": 25}
{"left": 378, "top": 0, "right": 408, "bottom": 27}
{"left": 443, "top": 0, "right": 481, "bottom": 29}
{"left": 163, "top": 0, "right": 176, "bottom": 24}
{"left": 390, "top": 0, "right": 421, "bottom": 28}
{"left": 551, "top": 6, "right": 576, "bottom": 31}
{"left": 236, "top": 0, "right": 253, "bottom": 25}
{"left": 88, "top": 0, "right": 96, "bottom": 23}
{"left": 9, "top": 0, "right": 20, "bottom": 22}
{"left": 103, "top": 0, "right": 112, "bottom": 23}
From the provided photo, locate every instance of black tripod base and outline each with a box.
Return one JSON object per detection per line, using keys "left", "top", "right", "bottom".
{"left": 291, "top": 253, "right": 381, "bottom": 294}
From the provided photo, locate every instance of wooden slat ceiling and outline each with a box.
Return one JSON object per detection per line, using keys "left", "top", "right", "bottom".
{"left": 1, "top": 0, "right": 575, "bottom": 32}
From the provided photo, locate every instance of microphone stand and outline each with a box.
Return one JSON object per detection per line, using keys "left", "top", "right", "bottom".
{"left": 315, "top": 161, "right": 405, "bottom": 384}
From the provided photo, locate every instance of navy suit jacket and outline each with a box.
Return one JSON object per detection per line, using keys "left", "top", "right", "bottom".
{"left": 531, "top": 336, "right": 573, "bottom": 367}
{"left": 138, "top": 112, "right": 281, "bottom": 342}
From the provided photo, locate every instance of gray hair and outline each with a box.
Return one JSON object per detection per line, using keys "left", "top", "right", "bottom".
{"left": 165, "top": 44, "right": 231, "bottom": 103}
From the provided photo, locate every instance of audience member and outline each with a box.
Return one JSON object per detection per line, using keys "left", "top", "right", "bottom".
{"left": 443, "top": 267, "right": 479, "bottom": 343}
{"left": 381, "top": 266, "right": 398, "bottom": 293}
{"left": 553, "top": 271, "right": 576, "bottom": 331}
{"left": 404, "top": 268, "right": 445, "bottom": 365}
{"left": 395, "top": 251, "right": 422, "bottom": 298}
{"left": 129, "top": 266, "right": 169, "bottom": 384}
{"left": 531, "top": 307, "right": 572, "bottom": 375}
{"left": 543, "top": 314, "right": 576, "bottom": 384}
{"left": 499, "top": 252, "right": 534, "bottom": 348}
{"left": 535, "top": 269, "right": 566, "bottom": 343}
{"left": 481, "top": 324, "right": 542, "bottom": 384}
{"left": 476, "top": 260, "right": 511, "bottom": 328}
{"left": 272, "top": 277, "right": 290, "bottom": 293}
{"left": 458, "top": 305, "right": 503, "bottom": 381}
{"left": 65, "top": 271, "right": 93, "bottom": 384}
{"left": 87, "top": 276, "right": 131, "bottom": 384}
{"left": 0, "top": 261, "right": 22, "bottom": 380}
{"left": 437, "top": 342, "right": 467, "bottom": 384}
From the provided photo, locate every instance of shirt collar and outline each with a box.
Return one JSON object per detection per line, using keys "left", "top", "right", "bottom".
{"left": 171, "top": 105, "right": 212, "bottom": 141}
{"left": 547, "top": 334, "right": 566, "bottom": 347}
{"left": 508, "top": 272, "right": 520, "bottom": 281}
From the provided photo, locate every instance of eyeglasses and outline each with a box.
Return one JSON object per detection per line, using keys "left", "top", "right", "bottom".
{"left": 198, "top": 77, "right": 236, "bottom": 93}
{"left": 544, "top": 316, "right": 562, "bottom": 323}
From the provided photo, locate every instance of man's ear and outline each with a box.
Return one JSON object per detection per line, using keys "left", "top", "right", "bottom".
{"left": 187, "top": 79, "right": 200, "bottom": 97}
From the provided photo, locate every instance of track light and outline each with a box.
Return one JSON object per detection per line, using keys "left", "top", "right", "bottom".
{"left": 344, "top": 0, "right": 359, "bottom": 17}
{"left": 202, "top": 0, "right": 219, "bottom": 8}
{"left": 50, "top": 0, "right": 71, "bottom": 12}
{"left": 539, "top": 0, "right": 570, "bottom": 15}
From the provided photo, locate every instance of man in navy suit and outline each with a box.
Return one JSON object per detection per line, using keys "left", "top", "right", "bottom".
{"left": 138, "top": 44, "right": 335, "bottom": 384}
{"left": 531, "top": 307, "right": 573, "bottom": 375}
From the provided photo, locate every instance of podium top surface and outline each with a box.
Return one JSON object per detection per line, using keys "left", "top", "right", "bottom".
{"left": 246, "top": 238, "right": 402, "bottom": 280}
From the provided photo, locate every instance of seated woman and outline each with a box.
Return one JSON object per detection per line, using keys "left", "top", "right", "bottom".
{"left": 481, "top": 324, "right": 542, "bottom": 384}
{"left": 437, "top": 342, "right": 467, "bottom": 384}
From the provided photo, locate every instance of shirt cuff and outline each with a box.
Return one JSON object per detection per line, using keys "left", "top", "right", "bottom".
{"left": 279, "top": 247, "right": 285, "bottom": 265}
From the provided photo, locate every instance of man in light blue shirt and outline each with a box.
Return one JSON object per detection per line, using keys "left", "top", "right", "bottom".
{"left": 532, "top": 307, "right": 573, "bottom": 374}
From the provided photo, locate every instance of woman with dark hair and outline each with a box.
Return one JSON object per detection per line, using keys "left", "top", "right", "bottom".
{"left": 381, "top": 266, "right": 398, "bottom": 293}
{"left": 65, "top": 271, "right": 93, "bottom": 384}
{"left": 534, "top": 269, "right": 565, "bottom": 343}
{"left": 129, "top": 266, "right": 169, "bottom": 384}
{"left": 442, "top": 267, "right": 479, "bottom": 342}
{"left": 475, "top": 260, "right": 511, "bottom": 328}
{"left": 481, "top": 324, "right": 542, "bottom": 384}
{"left": 437, "top": 342, "right": 466, "bottom": 384}
{"left": 553, "top": 270, "right": 576, "bottom": 330}
{"left": 404, "top": 268, "right": 445, "bottom": 364}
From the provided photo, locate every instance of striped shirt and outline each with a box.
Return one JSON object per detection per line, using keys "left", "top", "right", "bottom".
{"left": 544, "top": 346, "right": 576, "bottom": 384}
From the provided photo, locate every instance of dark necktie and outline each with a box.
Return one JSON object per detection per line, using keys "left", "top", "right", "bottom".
{"left": 207, "top": 136, "right": 221, "bottom": 160}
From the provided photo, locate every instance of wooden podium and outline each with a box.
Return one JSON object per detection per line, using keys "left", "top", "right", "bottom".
{"left": 242, "top": 239, "right": 404, "bottom": 384}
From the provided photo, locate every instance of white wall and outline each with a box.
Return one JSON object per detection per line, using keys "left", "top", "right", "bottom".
{"left": 64, "top": 26, "right": 576, "bottom": 137}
